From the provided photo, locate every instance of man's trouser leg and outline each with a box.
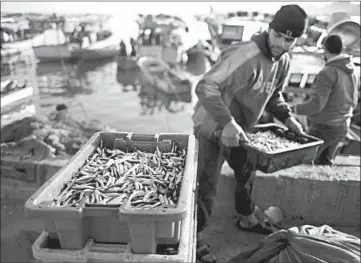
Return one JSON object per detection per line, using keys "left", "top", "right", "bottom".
{"left": 226, "top": 146, "right": 255, "bottom": 216}
{"left": 195, "top": 134, "right": 225, "bottom": 234}
{"left": 308, "top": 123, "right": 348, "bottom": 165}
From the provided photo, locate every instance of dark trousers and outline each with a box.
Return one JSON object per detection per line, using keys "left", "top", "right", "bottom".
{"left": 195, "top": 132, "right": 255, "bottom": 233}
{"left": 308, "top": 122, "right": 348, "bottom": 165}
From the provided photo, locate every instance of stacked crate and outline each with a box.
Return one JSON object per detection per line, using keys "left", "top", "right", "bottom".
{"left": 25, "top": 132, "right": 198, "bottom": 262}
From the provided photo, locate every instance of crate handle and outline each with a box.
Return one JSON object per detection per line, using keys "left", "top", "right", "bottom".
{"left": 127, "top": 133, "right": 159, "bottom": 142}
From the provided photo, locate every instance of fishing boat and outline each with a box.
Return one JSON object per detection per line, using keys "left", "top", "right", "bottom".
{"left": 137, "top": 56, "right": 192, "bottom": 102}
{"left": 1, "top": 80, "right": 34, "bottom": 113}
{"left": 176, "top": 17, "right": 220, "bottom": 74}
{"left": 1, "top": 16, "right": 43, "bottom": 57}
{"left": 136, "top": 14, "right": 186, "bottom": 65}
{"left": 33, "top": 15, "right": 119, "bottom": 62}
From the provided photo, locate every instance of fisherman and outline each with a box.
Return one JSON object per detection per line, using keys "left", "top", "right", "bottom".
{"left": 130, "top": 37, "right": 137, "bottom": 57}
{"left": 119, "top": 40, "right": 127, "bottom": 57}
{"left": 192, "top": 5, "right": 308, "bottom": 263}
{"left": 291, "top": 35, "right": 359, "bottom": 165}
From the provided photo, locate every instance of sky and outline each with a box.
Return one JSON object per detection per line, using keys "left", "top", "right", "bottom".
{"left": 1, "top": 2, "right": 332, "bottom": 17}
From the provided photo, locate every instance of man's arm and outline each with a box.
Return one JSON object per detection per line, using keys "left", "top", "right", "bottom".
{"left": 195, "top": 45, "right": 258, "bottom": 127}
{"left": 195, "top": 74, "right": 233, "bottom": 127}
{"left": 294, "top": 69, "right": 335, "bottom": 115}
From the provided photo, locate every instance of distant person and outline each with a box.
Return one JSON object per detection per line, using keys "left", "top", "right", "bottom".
{"left": 291, "top": 35, "right": 359, "bottom": 165}
{"left": 119, "top": 40, "right": 127, "bottom": 56}
{"left": 130, "top": 37, "right": 137, "bottom": 57}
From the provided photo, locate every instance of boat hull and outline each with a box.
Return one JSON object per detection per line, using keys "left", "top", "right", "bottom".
{"left": 1, "top": 86, "right": 34, "bottom": 113}
{"left": 33, "top": 44, "right": 73, "bottom": 62}
{"left": 33, "top": 35, "right": 119, "bottom": 62}
{"left": 72, "top": 46, "right": 119, "bottom": 61}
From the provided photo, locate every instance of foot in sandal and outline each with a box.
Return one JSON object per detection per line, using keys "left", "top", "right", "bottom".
{"left": 236, "top": 206, "right": 273, "bottom": 235}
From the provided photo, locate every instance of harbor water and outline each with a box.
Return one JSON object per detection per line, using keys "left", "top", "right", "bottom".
{"left": 1, "top": 49, "right": 208, "bottom": 134}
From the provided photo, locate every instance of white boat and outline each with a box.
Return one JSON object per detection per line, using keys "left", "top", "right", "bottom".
{"left": 1, "top": 17, "right": 43, "bottom": 57}
{"left": 33, "top": 17, "right": 119, "bottom": 62}
{"left": 1, "top": 103, "right": 36, "bottom": 129}
{"left": 1, "top": 80, "right": 34, "bottom": 113}
{"left": 33, "top": 33, "right": 119, "bottom": 62}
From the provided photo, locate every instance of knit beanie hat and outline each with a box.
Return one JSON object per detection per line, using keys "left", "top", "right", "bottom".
{"left": 269, "top": 5, "right": 308, "bottom": 37}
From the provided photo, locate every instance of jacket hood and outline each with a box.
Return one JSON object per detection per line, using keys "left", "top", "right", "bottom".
{"left": 251, "top": 32, "right": 274, "bottom": 61}
{"left": 326, "top": 54, "right": 355, "bottom": 74}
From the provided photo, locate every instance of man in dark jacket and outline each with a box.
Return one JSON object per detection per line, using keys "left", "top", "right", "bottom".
{"left": 292, "top": 35, "right": 359, "bottom": 165}
{"left": 193, "top": 5, "right": 308, "bottom": 263}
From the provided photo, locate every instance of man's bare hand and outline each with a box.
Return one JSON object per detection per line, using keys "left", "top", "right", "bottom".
{"left": 285, "top": 117, "right": 305, "bottom": 135}
{"left": 221, "top": 119, "right": 249, "bottom": 147}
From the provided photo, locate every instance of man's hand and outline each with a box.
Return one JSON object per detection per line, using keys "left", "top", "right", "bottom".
{"left": 221, "top": 119, "right": 249, "bottom": 147}
{"left": 285, "top": 117, "right": 305, "bottom": 135}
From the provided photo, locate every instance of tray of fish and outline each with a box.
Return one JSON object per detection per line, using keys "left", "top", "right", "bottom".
{"left": 240, "top": 123, "right": 323, "bottom": 173}
{"left": 51, "top": 142, "right": 185, "bottom": 210}
{"left": 24, "top": 132, "right": 198, "bottom": 252}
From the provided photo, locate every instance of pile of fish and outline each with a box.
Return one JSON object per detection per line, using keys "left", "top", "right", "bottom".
{"left": 51, "top": 141, "right": 187, "bottom": 209}
{"left": 245, "top": 130, "right": 303, "bottom": 153}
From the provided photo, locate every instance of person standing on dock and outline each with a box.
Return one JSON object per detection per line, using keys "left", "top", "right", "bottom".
{"left": 130, "top": 37, "right": 138, "bottom": 57}
{"left": 291, "top": 35, "right": 359, "bottom": 165}
{"left": 119, "top": 40, "right": 127, "bottom": 57}
{"left": 192, "top": 5, "right": 308, "bottom": 263}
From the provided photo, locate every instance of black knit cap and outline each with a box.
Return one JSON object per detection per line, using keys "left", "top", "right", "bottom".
{"left": 56, "top": 104, "right": 68, "bottom": 111}
{"left": 269, "top": 5, "right": 308, "bottom": 38}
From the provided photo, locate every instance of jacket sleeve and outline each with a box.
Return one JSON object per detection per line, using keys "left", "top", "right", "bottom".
{"left": 194, "top": 46, "right": 256, "bottom": 127}
{"left": 294, "top": 68, "right": 336, "bottom": 115}
{"left": 265, "top": 60, "right": 292, "bottom": 123}
{"left": 195, "top": 65, "right": 233, "bottom": 127}
{"left": 352, "top": 74, "right": 360, "bottom": 109}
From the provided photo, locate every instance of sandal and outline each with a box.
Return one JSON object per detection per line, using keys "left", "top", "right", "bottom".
{"left": 196, "top": 242, "right": 217, "bottom": 263}
{"left": 236, "top": 218, "right": 273, "bottom": 235}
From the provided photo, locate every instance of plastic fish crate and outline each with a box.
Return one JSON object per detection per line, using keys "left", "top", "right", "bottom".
{"left": 240, "top": 123, "right": 324, "bottom": 173}
{"left": 25, "top": 132, "right": 198, "bottom": 254}
{"left": 31, "top": 187, "right": 197, "bottom": 263}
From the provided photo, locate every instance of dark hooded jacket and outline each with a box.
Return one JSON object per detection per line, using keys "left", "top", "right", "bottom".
{"left": 294, "top": 54, "right": 359, "bottom": 126}
{"left": 192, "top": 32, "right": 291, "bottom": 139}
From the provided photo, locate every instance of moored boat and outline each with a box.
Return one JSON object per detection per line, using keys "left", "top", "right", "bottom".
{"left": 33, "top": 15, "right": 119, "bottom": 62}
{"left": 137, "top": 56, "right": 192, "bottom": 102}
{"left": 1, "top": 16, "right": 43, "bottom": 57}
{"left": 1, "top": 80, "right": 34, "bottom": 113}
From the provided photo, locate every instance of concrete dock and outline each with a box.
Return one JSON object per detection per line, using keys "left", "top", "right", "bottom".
{"left": 1, "top": 155, "right": 360, "bottom": 262}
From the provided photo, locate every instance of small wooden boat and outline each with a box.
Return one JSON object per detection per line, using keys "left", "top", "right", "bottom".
{"left": 137, "top": 56, "right": 192, "bottom": 102}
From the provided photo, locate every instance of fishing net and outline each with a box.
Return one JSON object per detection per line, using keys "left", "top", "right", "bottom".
{"left": 228, "top": 225, "right": 360, "bottom": 263}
